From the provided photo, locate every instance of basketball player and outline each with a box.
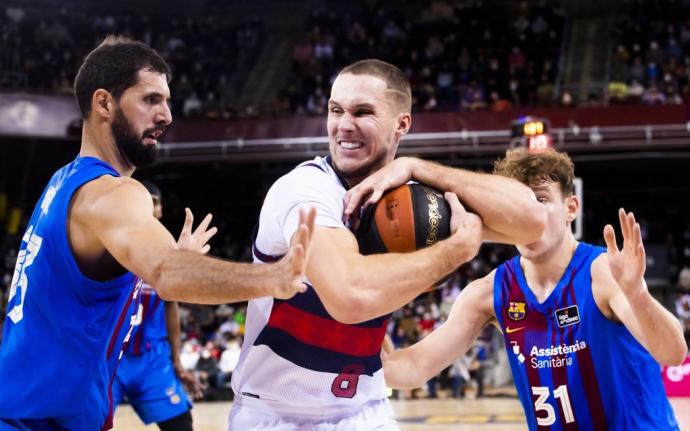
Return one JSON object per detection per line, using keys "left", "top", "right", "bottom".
{"left": 378, "top": 148, "right": 687, "bottom": 430}
{"left": 228, "top": 60, "right": 547, "bottom": 430}
{"left": 0, "top": 36, "right": 315, "bottom": 431}
{"left": 112, "top": 181, "right": 203, "bottom": 431}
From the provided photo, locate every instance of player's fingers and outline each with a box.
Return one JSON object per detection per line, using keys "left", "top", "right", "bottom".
{"left": 183, "top": 208, "right": 194, "bottom": 233}
{"left": 445, "top": 192, "right": 466, "bottom": 215}
{"left": 343, "top": 189, "right": 362, "bottom": 219}
{"left": 603, "top": 224, "right": 618, "bottom": 255}
{"left": 618, "top": 208, "right": 630, "bottom": 240}
{"left": 195, "top": 213, "right": 213, "bottom": 234}
{"left": 632, "top": 222, "right": 643, "bottom": 254}
{"left": 366, "top": 188, "right": 385, "bottom": 208}
{"left": 290, "top": 243, "right": 305, "bottom": 273}
{"left": 201, "top": 244, "right": 210, "bottom": 254}
{"left": 202, "top": 226, "right": 218, "bottom": 244}
{"left": 306, "top": 207, "right": 316, "bottom": 239}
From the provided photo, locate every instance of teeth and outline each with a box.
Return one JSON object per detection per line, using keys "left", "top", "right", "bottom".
{"left": 340, "top": 141, "right": 363, "bottom": 150}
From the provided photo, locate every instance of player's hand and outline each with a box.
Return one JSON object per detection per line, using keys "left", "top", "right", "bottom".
{"left": 446, "top": 192, "right": 483, "bottom": 262}
{"left": 177, "top": 208, "right": 218, "bottom": 255}
{"left": 603, "top": 208, "right": 647, "bottom": 295}
{"left": 270, "top": 207, "right": 317, "bottom": 299}
{"left": 343, "top": 157, "right": 415, "bottom": 228}
{"left": 174, "top": 362, "right": 205, "bottom": 399}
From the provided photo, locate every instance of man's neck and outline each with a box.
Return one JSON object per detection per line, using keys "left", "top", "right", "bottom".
{"left": 521, "top": 234, "right": 578, "bottom": 303}
{"left": 79, "top": 124, "right": 134, "bottom": 177}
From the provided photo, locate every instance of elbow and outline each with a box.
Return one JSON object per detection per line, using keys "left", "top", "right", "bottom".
{"left": 326, "top": 296, "right": 374, "bottom": 324}
{"left": 664, "top": 344, "right": 688, "bottom": 367}
{"left": 146, "top": 258, "right": 176, "bottom": 301}
{"left": 319, "top": 283, "right": 376, "bottom": 324}
{"left": 519, "top": 203, "right": 547, "bottom": 243}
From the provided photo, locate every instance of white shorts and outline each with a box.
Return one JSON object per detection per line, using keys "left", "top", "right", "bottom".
{"left": 227, "top": 397, "right": 400, "bottom": 431}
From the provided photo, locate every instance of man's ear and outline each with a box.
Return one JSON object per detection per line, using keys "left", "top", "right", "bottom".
{"left": 92, "top": 89, "right": 114, "bottom": 119}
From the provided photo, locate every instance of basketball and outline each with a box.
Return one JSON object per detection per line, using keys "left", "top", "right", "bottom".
{"left": 356, "top": 183, "right": 451, "bottom": 255}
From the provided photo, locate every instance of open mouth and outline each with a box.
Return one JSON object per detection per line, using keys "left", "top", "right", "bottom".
{"left": 144, "top": 128, "right": 164, "bottom": 143}
{"left": 339, "top": 140, "right": 364, "bottom": 150}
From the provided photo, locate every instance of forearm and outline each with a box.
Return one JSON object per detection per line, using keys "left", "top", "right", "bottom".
{"left": 152, "top": 250, "right": 275, "bottom": 304}
{"left": 625, "top": 285, "right": 687, "bottom": 365}
{"left": 164, "top": 301, "right": 183, "bottom": 365}
{"left": 408, "top": 158, "right": 545, "bottom": 244}
{"left": 323, "top": 239, "right": 473, "bottom": 323}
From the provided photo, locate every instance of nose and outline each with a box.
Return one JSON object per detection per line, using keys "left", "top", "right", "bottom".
{"left": 337, "top": 112, "right": 355, "bottom": 133}
{"left": 156, "top": 102, "right": 172, "bottom": 126}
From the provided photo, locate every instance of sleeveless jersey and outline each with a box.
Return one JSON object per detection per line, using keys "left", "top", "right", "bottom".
{"left": 231, "top": 156, "right": 390, "bottom": 418}
{"left": 0, "top": 156, "right": 139, "bottom": 431}
{"left": 493, "top": 242, "right": 679, "bottom": 431}
{"left": 124, "top": 281, "right": 167, "bottom": 355}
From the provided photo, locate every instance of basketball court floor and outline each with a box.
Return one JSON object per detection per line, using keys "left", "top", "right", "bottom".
{"left": 113, "top": 396, "right": 690, "bottom": 430}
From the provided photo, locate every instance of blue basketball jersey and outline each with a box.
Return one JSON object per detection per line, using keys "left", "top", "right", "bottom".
{"left": 0, "top": 156, "right": 139, "bottom": 431}
{"left": 124, "top": 281, "right": 167, "bottom": 355}
{"left": 494, "top": 242, "right": 679, "bottom": 431}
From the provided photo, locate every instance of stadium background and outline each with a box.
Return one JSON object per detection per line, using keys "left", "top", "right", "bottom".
{"left": 1, "top": 0, "right": 690, "bottom": 429}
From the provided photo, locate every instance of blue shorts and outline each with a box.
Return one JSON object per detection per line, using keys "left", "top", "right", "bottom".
{"left": 112, "top": 343, "right": 191, "bottom": 424}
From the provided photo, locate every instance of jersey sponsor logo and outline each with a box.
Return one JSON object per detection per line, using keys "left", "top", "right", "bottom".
{"left": 508, "top": 301, "right": 526, "bottom": 320}
{"left": 511, "top": 340, "right": 588, "bottom": 369}
{"left": 505, "top": 326, "right": 525, "bottom": 334}
{"left": 555, "top": 305, "right": 580, "bottom": 327}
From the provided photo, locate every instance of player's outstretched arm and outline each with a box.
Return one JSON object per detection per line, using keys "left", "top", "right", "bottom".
{"left": 308, "top": 193, "right": 482, "bottom": 324}
{"left": 74, "top": 177, "right": 317, "bottom": 304}
{"left": 595, "top": 208, "right": 687, "bottom": 366}
{"left": 383, "top": 274, "right": 495, "bottom": 389}
{"left": 344, "top": 157, "right": 546, "bottom": 244}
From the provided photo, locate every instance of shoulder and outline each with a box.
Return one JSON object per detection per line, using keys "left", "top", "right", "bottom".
{"left": 590, "top": 252, "right": 617, "bottom": 318}
{"left": 461, "top": 270, "right": 497, "bottom": 314}
{"left": 264, "top": 158, "right": 345, "bottom": 218}
{"left": 72, "top": 176, "right": 153, "bottom": 225}
{"left": 274, "top": 159, "right": 340, "bottom": 193}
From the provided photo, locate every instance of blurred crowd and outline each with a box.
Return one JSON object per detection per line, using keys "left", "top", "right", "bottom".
{"left": 8, "top": 1, "right": 690, "bottom": 120}
{"left": 274, "top": 1, "right": 565, "bottom": 116}
{"left": 0, "top": 3, "right": 265, "bottom": 119}
{"left": 608, "top": 1, "right": 690, "bottom": 105}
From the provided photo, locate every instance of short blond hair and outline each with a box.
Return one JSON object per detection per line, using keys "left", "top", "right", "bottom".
{"left": 493, "top": 148, "right": 575, "bottom": 196}
{"left": 338, "top": 59, "right": 411, "bottom": 113}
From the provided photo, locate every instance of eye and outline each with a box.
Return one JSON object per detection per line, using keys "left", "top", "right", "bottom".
{"left": 537, "top": 196, "right": 548, "bottom": 203}
{"left": 329, "top": 106, "right": 343, "bottom": 114}
{"left": 354, "top": 109, "right": 373, "bottom": 116}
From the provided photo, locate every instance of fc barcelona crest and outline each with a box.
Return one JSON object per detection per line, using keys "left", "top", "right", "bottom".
{"left": 508, "top": 301, "right": 526, "bottom": 321}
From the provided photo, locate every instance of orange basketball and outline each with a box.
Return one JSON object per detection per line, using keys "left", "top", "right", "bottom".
{"left": 356, "top": 183, "right": 451, "bottom": 255}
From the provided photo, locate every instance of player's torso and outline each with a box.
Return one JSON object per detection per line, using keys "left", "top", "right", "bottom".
{"left": 231, "top": 156, "right": 389, "bottom": 418}
{"left": 0, "top": 157, "right": 138, "bottom": 429}
{"left": 493, "top": 242, "right": 678, "bottom": 431}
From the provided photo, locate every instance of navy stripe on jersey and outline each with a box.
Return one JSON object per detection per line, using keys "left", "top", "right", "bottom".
{"left": 254, "top": 323, "right": 385, "bottom": 376}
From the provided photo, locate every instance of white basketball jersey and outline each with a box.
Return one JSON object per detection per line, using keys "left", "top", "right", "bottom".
{"left": 231, "top": 156, "right": 389, "bottom": 418}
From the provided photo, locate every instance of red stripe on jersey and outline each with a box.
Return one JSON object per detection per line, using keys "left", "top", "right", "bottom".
{"left": 267, "top": 301, "right": 387, "bottom": 356}
{"left": 576, "top": 342, "right": 608, "bottom": 429}
{"left": 551, "top": 272, "right": 579, "bottom": 431}
{"left": 502, "top": 265, "right": 547, "bottom": 430}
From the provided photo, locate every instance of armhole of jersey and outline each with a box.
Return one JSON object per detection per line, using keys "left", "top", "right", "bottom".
{"left": 492, "top": 264, "right": 506, "bottom": 329}
{"left": 587, "top": 250, "right": 625, "bottom": 326}
{"left": 58, "top": 172, "right": 133, "bottom": 287}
